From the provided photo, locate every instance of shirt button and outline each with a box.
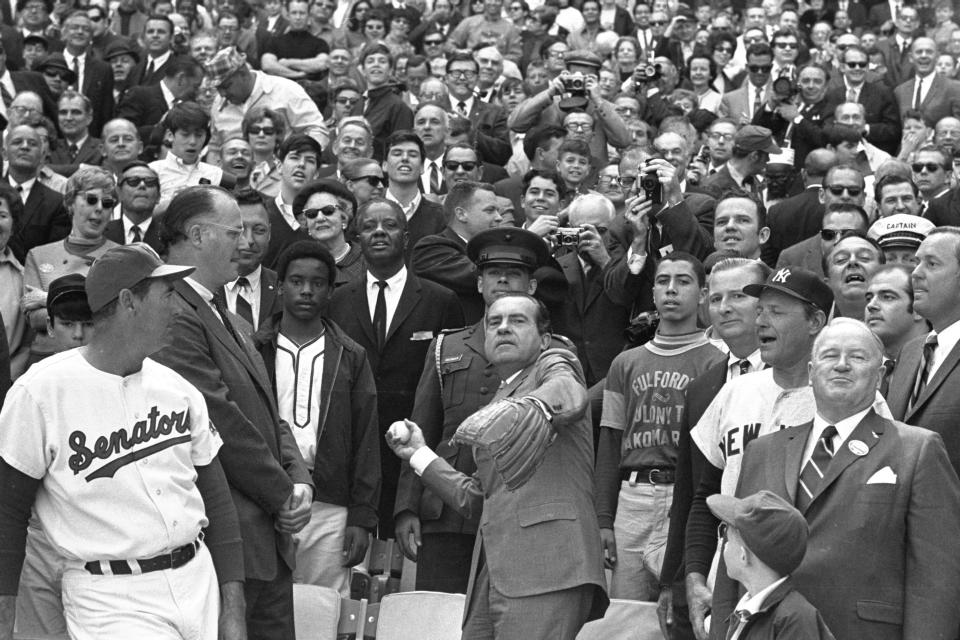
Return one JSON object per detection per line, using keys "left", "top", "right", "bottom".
{"left": 172, "top": 520, "right": 178, "bottom": 527}
{"left": 480, "top": 386, "right": 489, "bottom": 394}
{"left": 156, "top": 489, "right": 162, "bottom": 495}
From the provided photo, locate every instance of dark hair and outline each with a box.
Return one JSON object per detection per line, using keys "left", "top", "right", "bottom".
{"left": 347, "top": 0, "right": 372, "bottom": 31}
{"left": 486, "top": 292, "right": 551, "bottom": 334}
{"left": 798, "top": 62, "right": 830, "bottom": 83}
{"left": 275, "top": 240, "right": 338, "bottom": 285}
{"left": 823, "top": 230, "right": 886, "bottom": 274}
{"left": 874, "top": 173, "right": 919, "bottom": 204}
{"left": 293, "top": 179, "right": 358, "bottom": 220}
{"left": 824, "top": 122, "right": 862, "bottom": 146}
{"left": 355, "top": 197, "right": 408, "bottom": 230}
{"left": 521, "top": 168, "right": 567, "bottom": 200}
{"left": 162, "top": 101, "right": 210, "bottom": 137}
{"left": 523, "top": 125, "right": 566, "bottom": 162}
{"left": 359, "top": 40, "right": 393, "bottom": 67}
{"left": 163, "top": 55, "right": 204, "bottom": 79}
{"left": 235, "top": 188, "right": 267, "bottom": 207}
{"left": 242, "top": 106, "right": 287, "bottom": 146}
{"left": 902, "top": 108, "right": 926, "bottom": 123}
{"left": 58, "top": 89, "right": 92, "bottom": 115}
{"left": 0, "top": 185, "right": 23, "bottom": 241}
{"left": 770, "top": 29, "right": 798, "bottom": 48}
{"left": 443, "top": 180, "right": 491, "bottom": 220}
{"left": 556, "top": 138, "right": 591, "bottom": 160}
{"left": 385, "top": 130, "right": 425, "bottom": 160}
{"left": 277, "top": 133, "right": 323, "bottom": 161}
{"left": 119, "top": 160, "right": 156, "bottom": 175}
{"left": 824, "top": 202, "right": 870, "bottom": 229}
{"left": 686, "top": 52, "right": 717, "bottom": 83}
{"left": 158, "top": 185, "right": 233, "bottom": 251}
{"left": 49, "top": 292, "right": 92, "bottom": 322}
{"left": 745, "top": 42, "right": 774, "bottom": 59}
{"left": 870, "top": 263, "right": 916, "bottom": 310}
{"left": 445, "top": 51, "right": 479, "bottom": 74}
{"left": 658, "top": 250, "right": 706, "bottom": 287}
{"left": 715, "top": 191, "right": 767, "bottom": 229}
{"left": 16, "top": 0, "right": 52, "bottom": 13}
{"left": 707, "top": 30, "right": 737, "bottom": 54}
{"left": 143, "top": 13, "right": 174, "bottom": 34}
{"left": 443, "top": 141, "right": 478, "bottom": 162}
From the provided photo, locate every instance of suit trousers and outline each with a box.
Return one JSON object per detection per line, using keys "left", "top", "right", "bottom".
{"left": 292, "top": 501, "right": 350, "bottom": 597}
{"left": 416, "top": 532, "right": 475, "bottom": 593}
{"left": 245, "top": 553, "right": 295, "bottom": 640}
{"left": 462, "top": 547, "right": 595, "bottom": 640}
{"left": 610, "top": 481, "right": 673, "bottom": 601}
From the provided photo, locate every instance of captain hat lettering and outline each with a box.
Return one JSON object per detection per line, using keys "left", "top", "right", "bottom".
{"left": 85, "top": 244, "right": 195, "bottom": 313}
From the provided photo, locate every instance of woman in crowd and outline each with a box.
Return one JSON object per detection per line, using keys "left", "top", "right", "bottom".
{"left": 341, "top": 0, "right": 370, "bottom": 49}
{"left": 708, "top": 31, "right": 742, "bottom": 95}
{"left": 244, "top": 106, "right": 286, "bottom": 197}
{"left": 688, "top": 53, "right": 722, "bottom": 113}
{"left": 294, "top": 181, "right": 365, "bottom": 286}
{"left": 383, "top": 7, "right": 417, "bottom": 60}
{"left": 611, "top": 36, "right": 641, "bottom": 82}
{"left": 0, "top": 186, "right": 28, "bottom": 379}
{"left": 355, "top": 8, "right": 389, "bottom": 57}
{"left": 22, "top": 168, "right": 119, "bottom": 363}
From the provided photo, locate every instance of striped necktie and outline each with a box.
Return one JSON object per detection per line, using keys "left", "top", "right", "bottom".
{"left": 796, "top": 425, "right": 838, "bottom": 511}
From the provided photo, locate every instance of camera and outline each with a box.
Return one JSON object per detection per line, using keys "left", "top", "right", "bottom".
{"left": 555, "top": 226, "right": 583, "bottom": 246}
{"left": 633, "top": 63, "right": 662, "bottom": 87}
{"left": 624, "top": 310, "right": 660, "bottom": 347}
{"left": 561, "top": 73, "right": 587, "bottom": 96}
{"left": 640, "top": 165, "right": 662, "bottom": 205}
{"left": 772, "top": 76, "right": 798, "bottom": 102}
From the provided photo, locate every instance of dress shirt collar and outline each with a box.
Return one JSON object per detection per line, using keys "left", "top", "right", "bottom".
{"left": 184, "top": 276, "right": 215, "bottom": 303}
{"left": 931, "top": 318, "right": 960, "bottom": 367}
{"left": 163, "top": 151, "right": 199, "bottom": 170}
{"left": 0, "top": 246, "right": 23, "bottom": 272}
{"left": 122, "top": 214, "right": 152, "bottom": 240}
{"left": 386, "top": 189, "right": 421, "bottom": 220}
{"left": 147, "top": 49, "right": 172, "bottom": 70}
{"left": 229, "top": 265, "right": 262, "bottom": 291}
{"left": 726, "top": 160, "right": 749, "bottom": 188}
{"left": 160, "top": 80, "right": 176, "bottom": 107}
{"left": 733, "top": 576, "right": 789, "bottom": 618}
{"left": 275, "top": 193, "right": 299, "bottom": 230}
{"left": 811, "top": 406, "right": 872, "bottom": 451}
{"left": 727, "top": 349, "right": 764, "bottom": 380}
{"left": 366, "top": 265, "right": 406, "bottom": 291}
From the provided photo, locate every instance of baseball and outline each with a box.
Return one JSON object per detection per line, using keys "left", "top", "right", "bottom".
{"left": 388, "top": 421, "right": 411, "bottom": 445}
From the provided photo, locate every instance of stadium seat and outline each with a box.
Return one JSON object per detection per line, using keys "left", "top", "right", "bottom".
{"left": 375, "top": 591, "right": 466, "bottom": 640}
{"left": 576, "top": 599, "right": 662, "bottom": 640}
{"left": 292, "top": 583, "right": 341, "bottom": 639}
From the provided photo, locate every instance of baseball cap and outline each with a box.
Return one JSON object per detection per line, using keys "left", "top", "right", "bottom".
{"left": 734, "top": 125, "right": 781, "bottom": 155}
{"left": 467, "top": 227, "right": 550, "bottom": 271}
{"left": 743, "top": 266, "right": 834, "bottom": 313}
{"left": 867, "top": 214, "right": 935, "bottom": 250}
{"left": 85, "top": 244, "right": 195, "bottom": 313}
{"left": 204, "top": 47, "right": 247, "bottom": 88}
{"left": 47, "top": 273, "right": 89, "bottom": 314}
{"left": 563, "top": 50, "right": 603, "bottom": 70}
{"left": 708, "top": 490, "right": 809, "bottom": 576}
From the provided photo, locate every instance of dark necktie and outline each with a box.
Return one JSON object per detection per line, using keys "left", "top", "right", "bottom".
{"left": 913, "top": 77, "right": 923, "bottom": 110}
{"left": 880, "top": 358, "right": 895, "bottom": 397}
{"left": 212, "top": 291, "right": 244, "bottom": 348}
{"left": 796, "top": 425, "right": 838, "bottom": 511}
{"left": 71, "top": 55, "right": 80, "bottom": 88}
{"left": 457, "top": 101, "right": 468, "bottom": 117}
{"left": 753, "top": 84, "right": 763, "bottom": 117}
{"left": 0, "top": 81, "right": 12, "bottom": 108}
{"left": 235, "top": 276, "right": 255, "bottom": 327}
{"left": 737, "top": 359, "right": 751, "bottom": 376}
{"left": 373, "top": 280, "right": 387, "bottom": 350}
{"left": 145, "top": 59, "right": 155, "bottom": 79}
{"left": 908, "top": 333, "right": 938, "bottom": 411}
{"left": 68, "top": 143, "right": 79, "bottom": 162}
{"left": 429, "top": 162, "right": 441, "bottom": 194}
{"left": 728, "top": 609, "right": 752, "bottom": 640}
{"left": 130, "top": 225, "right": 142, "bottom": 243}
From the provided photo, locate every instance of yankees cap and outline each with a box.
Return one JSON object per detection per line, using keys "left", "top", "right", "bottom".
{"left": 743, "top": 266, "right": 834, "bottom": 313}
{"left": 86, "top": 244, "right": 195, "bottom": 313}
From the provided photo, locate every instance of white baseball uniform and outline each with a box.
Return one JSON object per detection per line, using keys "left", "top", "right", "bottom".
{"left": 0, "top": 349, "right": 223, "bottom": 640}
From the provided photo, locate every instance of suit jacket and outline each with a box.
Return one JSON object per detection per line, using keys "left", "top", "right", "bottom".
{"left": 868, "top": 2, "right": 893, "bottom": 27}
{"left": 894, "top": 74, "right": 960, "bottom": 126}
{"left": 555, "top": 252, "right": 630, "bottom": 387}
{"left": 420, "top": 348, "right": 608, "bottom": 617}
{"left": 102, "top": 217, "right": 164, "bottom": 254}
{"left": 660, "top": 359, "right": 727, "bottom": 586}
{"left": 405, "top": 197, "right": 447, "bottom": 264}
{"left": 328, "top": 271, "right": 464, "bottom": 534}
{"left": 762, "top": 186, "right": 824, "bottom": 267}
{"left": 255, "top": 316, "right": 381, "bottom": 529}
{"left": 825, "top": 80, "right": 901, "bottom": 154}
{"left": 411, "top": 227, "right": 484, "bottom": 325}
{"left": 468, "top": 101, "right": 512, "bottom": 167}
{"left": 887, "top": 333, "right": 960, "bottom": 473}
{"left": 10, "top": 181, "right": 71, "bottom": 263}
{"left": 712, "top": 411, "right": 960, "bottom": 640}
{"left": 775, "top": 234, "right": 825, "bottom": 277}
{"left": 153, "top": 280, "right": 313, "bottom": 581}
{"left": 218, "top": 267, "right": 282, "bottom": 331}
{"left": 754, "top": 98, "right": 837, "bottom": 167}
{"left": 47, "top": 136, "right": 103, "bottom": 176}
{"left": 876, "top": 37, "right": 915, "bottom": 88}
{"left": 924, "top": 184, "right": 960, "bottom": 226}
{"left": 133, "top": 53, "right": 172, "bottom": 87}
{"left": 718, "top": 83, "right": 769, "bottom": 123}
{"left": 116, "top": 82, "right": 170, "bottom": 140}
{"left": 261, "top": 196, "right": 312, "bottom": 269}
{"left": 109, "top": 9, "right": 148, "bottom": 38}
{"left": 76, "top": 53, "right": 114, "bottom": 137}
{"left": 700, "top": 165, "right": 753, "bottom": 199}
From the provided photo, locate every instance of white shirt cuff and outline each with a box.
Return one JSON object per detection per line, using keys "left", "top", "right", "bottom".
{"left": 627, "top": 246, "right": 647, "bottom": 275}
{"left": 410, "top": 447, "right": 439, "bottom": 476}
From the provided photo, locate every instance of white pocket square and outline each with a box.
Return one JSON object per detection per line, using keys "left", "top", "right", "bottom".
{"left": 866, "top": 466, "right": 897, "bottom": 485}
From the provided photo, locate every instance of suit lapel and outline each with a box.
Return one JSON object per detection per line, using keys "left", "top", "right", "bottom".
{"left": 911, "top": 339, "right": 960, "bottom": 416}
{"left": 924, "top": 75, "right": 945, "bottom": 110}
{"left": 808, "top": 411, "right": 886, "bottom": 510}
{"left": 349, "top": 279, "right": 378, "bottom": 348}
{"left": 259, "top": 269, "right": 279, "bottom": 326}
{"left": 559, "top": 254, "right": 586, "bottom": 313}
{"left": 783, "top": 422, "right": 812, "bottom": 506}
{"left": 21, "top": 185, "right": 43, "bottom": 228}
{"left": 495, "top": 364, "right": 533, "bottom": 400}
{"left": 385, "top": 274, "right": 422, "bottom": 344}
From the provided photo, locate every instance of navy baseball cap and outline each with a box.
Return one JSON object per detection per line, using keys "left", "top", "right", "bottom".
{"left": 743, "top": 266, "right": 834, "bottom": 313}
{"left": 86, "top": 244, "right": 195, "bottom": 313}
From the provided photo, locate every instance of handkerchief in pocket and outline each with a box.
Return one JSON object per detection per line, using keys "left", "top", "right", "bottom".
{"left": 866, "top": 466, "right": 897, "bottom": 485}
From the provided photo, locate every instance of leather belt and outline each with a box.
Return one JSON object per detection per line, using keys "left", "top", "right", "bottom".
{"left": 621, "top": 468, "right": 676, "bottom": 485}
{"left": 84, "top": 539, "right": 200, "bottom": 575}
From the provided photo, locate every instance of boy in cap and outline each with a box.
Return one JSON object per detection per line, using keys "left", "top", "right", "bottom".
{"left": 708, "top": 490, "right": 835, "bottom": 640}
{"left": 44, "top": 273, "right": 94, "bottom": 355}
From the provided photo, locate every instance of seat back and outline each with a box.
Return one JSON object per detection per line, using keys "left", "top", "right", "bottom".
{"left": 576, "top": 599, "right": 661, "bottom": 640}
{"left": 292, "top": 583, "right": 341, "bottom": 640}
{"left": 375, "top": 591, "right": 466, "bottom": 640}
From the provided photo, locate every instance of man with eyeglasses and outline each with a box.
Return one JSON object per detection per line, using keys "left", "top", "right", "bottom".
{"left": 510, "top": 49, "right": 630, "bottom": 166}
{"left": 825, "top": 45, "right": 901, "bottom": 155}
{"left": 768, "top": 30, "right": 799, "bottom": 81}
{"left": 719, "top": 42, "right": 774, "bottom": 125}
{"left": 440, "top": 53, "right": 512, "bottom": 166}
{"left": 440, "top": 144, "right": 484, "bottom": 191}
{"left": 86, "top": 4, "right": 120, "bottom": 60}
{"left": 894, "top": 36, "right": 960, "bottom": 128}
{"left": 154, "top": 186, "right": 314, "bottom": 640}
{"left": 417, "top": 30, "right": 448, "bottom": 61}
{"left": 342, "top": 158, "right": 386, "bottom": 206}
{"left": 778, "top": 200, "right": 869, "bottom": 277}
{"left": 103, "top": 161, "right": 163, "bottom": 252}
{"left": 763, "top": 148, "right": 837, "bottom": 267}
{"left": 911, "top": 144, "right": 952, "bottom": 209}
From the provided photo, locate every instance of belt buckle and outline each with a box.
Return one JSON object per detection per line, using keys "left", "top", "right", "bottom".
{"left": 648, "top": 469, "right": 660, "bottom": 485}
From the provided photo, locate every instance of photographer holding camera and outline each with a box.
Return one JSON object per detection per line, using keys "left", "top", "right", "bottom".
{"left": 508, "top": 49, "right": 631, "bottom": 165}
{"left": 702, "top": 125, "right": 781, "bottom": 200}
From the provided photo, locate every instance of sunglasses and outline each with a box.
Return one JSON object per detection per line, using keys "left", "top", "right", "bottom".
{"left": 845, "top": 60, "right": 868, "bottom": 68}
{"left": 424, "top": 38, "right": 444, "bottom": 45}
{"left": 650, "top": 19, "right": 667, "bottom": 25}
{"left": 120, "top": 176, "right": 160, "bottom": 188}
{"left": 83, "top": 193, "right": 116, "bottom": 208}
{"left": 303, "top": 205, "right": 343, "bottom": 219}
{"left": 444, "top": 161, "right": 478, "bottom": 171}
{"left": 912, "top": 162, "right": 944, "bottom": 173}
{"left": 714, "top": 45, "right": 734, "bottom": 53}
{"left": 335, "top": 96, "right": 360, "bottom": 106}
{"left": 748, "top": 64, "right": 773, "bottom": 72}
{"left": 774, "top": 42, "right": 798, "bottom": 48}
{"left": 825, "top": 185, "right": 862, "bottom": 197}
{"left": 820, "top": 228, "right": 858, "bottom": 241}
{"left": 354, "top": 175, "right": 384, "bottom": 186}
{"left": 248, "top": 125, "right": 276, "bottom": 135}
{"left": 44, "top": 69, "right": 72, "bottom": 80}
